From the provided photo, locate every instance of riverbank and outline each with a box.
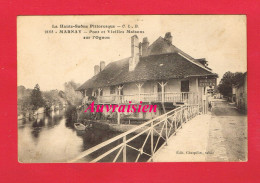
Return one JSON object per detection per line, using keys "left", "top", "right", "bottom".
{"left": 18, "top": 106, "right": 67, "bottom": 120}
{"left": 18, "top": 110, "right": 121, "bottom": 163}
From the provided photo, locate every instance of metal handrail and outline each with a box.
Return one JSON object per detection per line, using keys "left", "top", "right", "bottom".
{"left": 69, "top": 104, "right": 200, "bottom": 162}
{"left": 96, "top": 92, "right": 198, "bottom": 104}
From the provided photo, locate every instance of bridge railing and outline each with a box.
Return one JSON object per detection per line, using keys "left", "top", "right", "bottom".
{"left": 69, "top": 104, "right": 200, "bottom": 163}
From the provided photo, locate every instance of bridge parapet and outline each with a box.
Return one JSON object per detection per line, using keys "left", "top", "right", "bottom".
{"left": 69, "top": 104, "right": 200, "bottom": 163}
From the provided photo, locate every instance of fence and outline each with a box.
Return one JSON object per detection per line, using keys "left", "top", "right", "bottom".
{"left": 69, "top": 104, "right": 200, "bottom": 163}
{"left": 96, "top": 92, "right": 198, "bottom": 105}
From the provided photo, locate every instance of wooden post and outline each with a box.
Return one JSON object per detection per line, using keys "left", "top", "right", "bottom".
{"left": 117, "top": 86, "right": 123, "bottom": 125}
{"left": 162, "top": 81, "right": 165, "bottom": 103}
{"left": 136, "top": 83, "right": 143, "bottom": 102}
{"left": 196, "top": 78, "right": 199, "bottom": 105}
{"left": 117, "top": 85, "right": 124, "bottom": 103}
{"left": 83, "top": 90, "right": 87, "bottom": 105}
{"left": 117, "top": 110, "right": 120, "bottom": 125}
{"left": 98, "top": 88, "right": 102, "bottom": 103}
{"left": 158, "top": 81, "right": 168, "bottom": 103}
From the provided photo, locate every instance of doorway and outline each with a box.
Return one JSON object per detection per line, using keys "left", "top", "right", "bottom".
{"left": 181, "top": 80, "right": 189, "bottom": 102}
{"left": 181, "top": 80, "right": 189, "bottom": 92}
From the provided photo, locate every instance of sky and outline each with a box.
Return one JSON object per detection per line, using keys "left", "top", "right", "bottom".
{"left": 17, "top": 15, "right": 247, "bottom": 91}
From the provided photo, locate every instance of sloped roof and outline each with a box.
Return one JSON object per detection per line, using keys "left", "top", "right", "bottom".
{"left": 146, "top": 37, "right": 205, "bottom": 67}
{"left": 146, "top": 37, "right": 179, "bottom": 55}
{"left": 77, "top": 52, "right": 217, "bottom": 91}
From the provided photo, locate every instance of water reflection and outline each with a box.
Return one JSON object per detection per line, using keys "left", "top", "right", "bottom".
{"left": 18, "top": 110, "right": 120, "bottom": 163}
{"left": 18, "top": 110, "right": 162, "bottom": 163}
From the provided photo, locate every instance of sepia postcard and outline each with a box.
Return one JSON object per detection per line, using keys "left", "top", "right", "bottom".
{"left": 17, "top": 15, "right": 247, "bottom": 163}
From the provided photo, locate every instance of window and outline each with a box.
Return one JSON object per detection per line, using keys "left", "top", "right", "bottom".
{"left": 93, "top": 90, "right": 97, "bottom": 97}
{"left": 181, "top": 80, "right": 189, "bottom": 92}
{"left": 119, "top": 88, "right": 123, "bottom": 95}
{"left": 157, "top": 83, "right": 162, "bottom": 93}
{"left": 110, "top": 86, "right": 116, "bottom": 94}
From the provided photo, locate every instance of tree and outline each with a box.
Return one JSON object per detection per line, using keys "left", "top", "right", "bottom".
{"left": 63, "top": 81, "right": 82, "bottom": 123}
{"left": 64, "top": 81, "right": 83, "bottom": 106}
{"left": 43, "top": 89, "right": 65, "bottom": 108}
{"left": 18, "top": 85, "right": 33, "bottom": 114}
{"left": 218, "top": 71, "right": 244, "bottom": 97}
{"left": 30, "top": 84, "right": 45, "bottom": 110}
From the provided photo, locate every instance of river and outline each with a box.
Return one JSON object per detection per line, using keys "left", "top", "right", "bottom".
{"left": 18, "top": 110, "right": 162, "bottom": 163}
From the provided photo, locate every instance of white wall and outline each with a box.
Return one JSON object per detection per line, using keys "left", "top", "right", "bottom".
{"left": 102, "top": 86, "right": 110, "bottom": 96}
{"left": 123, "top": 83, "right": 139, "bottom": 95}
{"left": 143, "top": 81, "right": 155, "bottom": 93}
{"left": 116, "top": 78, "right": 201, "bottom": 94}
{"left": 165, "top": 79, "right": 181, "bottom": 92}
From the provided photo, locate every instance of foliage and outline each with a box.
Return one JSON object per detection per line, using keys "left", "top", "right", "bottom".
{"left": 43, "top": 89, "right": 66, "bottom": 108}
{"left": 18, "top": 85, "right": 32, "bottom": 114}
{"left": 64, "top": 81, "right": 83, "bottom": 106}
{"left": 77, "top": 110, "right": 91, "bottom": 123}
{"left": 65, "top": 104, "right": 78, "bottom": 123}
{"left": 18, "top": 80, "right": 83, "bottom": 116}
{"left": 77, "top": 108, "right": 100, "bottom": 123}
{"left": 18, "top": 96, "right": 31, "bottom": 115}
{"left": 30, "top": 84, "right": 45, "bottom": 110}
{"left": 218, "top": 71, "right": 244, "bottom": 97}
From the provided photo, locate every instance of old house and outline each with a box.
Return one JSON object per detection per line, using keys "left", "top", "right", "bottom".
{"left": 77, "top": 33, "right": 218, "bottom": 119}
{"left": 233, "top": 72, "right": 247, "bottom": 113}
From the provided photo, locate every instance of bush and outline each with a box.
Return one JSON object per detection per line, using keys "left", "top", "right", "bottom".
{"left": 77, "top": 109, "right": 97, "bottom": 123}
{"left": 65, "top": 105, "right": 77, "bottom": 123}
{"left": 78, "top": 110, "right": 90, "bottom": 123}
{"left": 44, "top": 105, "right": 51, "bottom": 113}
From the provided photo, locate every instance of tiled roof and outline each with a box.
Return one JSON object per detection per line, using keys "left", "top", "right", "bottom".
{"left": 77, "top": 52, "right": 217, "bottom": 91}
{"left": 146, "top": 37, "right": 205, "bottom": 67}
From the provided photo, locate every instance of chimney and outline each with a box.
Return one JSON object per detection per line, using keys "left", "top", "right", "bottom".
{"left": 129, "top": 35, "right": 140, "bottom": 71}
{"left": 100, "top": 61, "right": 105, "bottom": 71}
{"left": 164, "top": 32, "right": 172, "bottom": 44}
{"left": 94, "top": 65, "right": 100, "bottom": 75}
{"left": 131, "top": 35, "right": 139, "bottom": 57}
{"left": 141, "top": 37, "right": 149, "bottom": 56}
{"left": 197, "top": 58, "right": 208, "bottom": 67}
